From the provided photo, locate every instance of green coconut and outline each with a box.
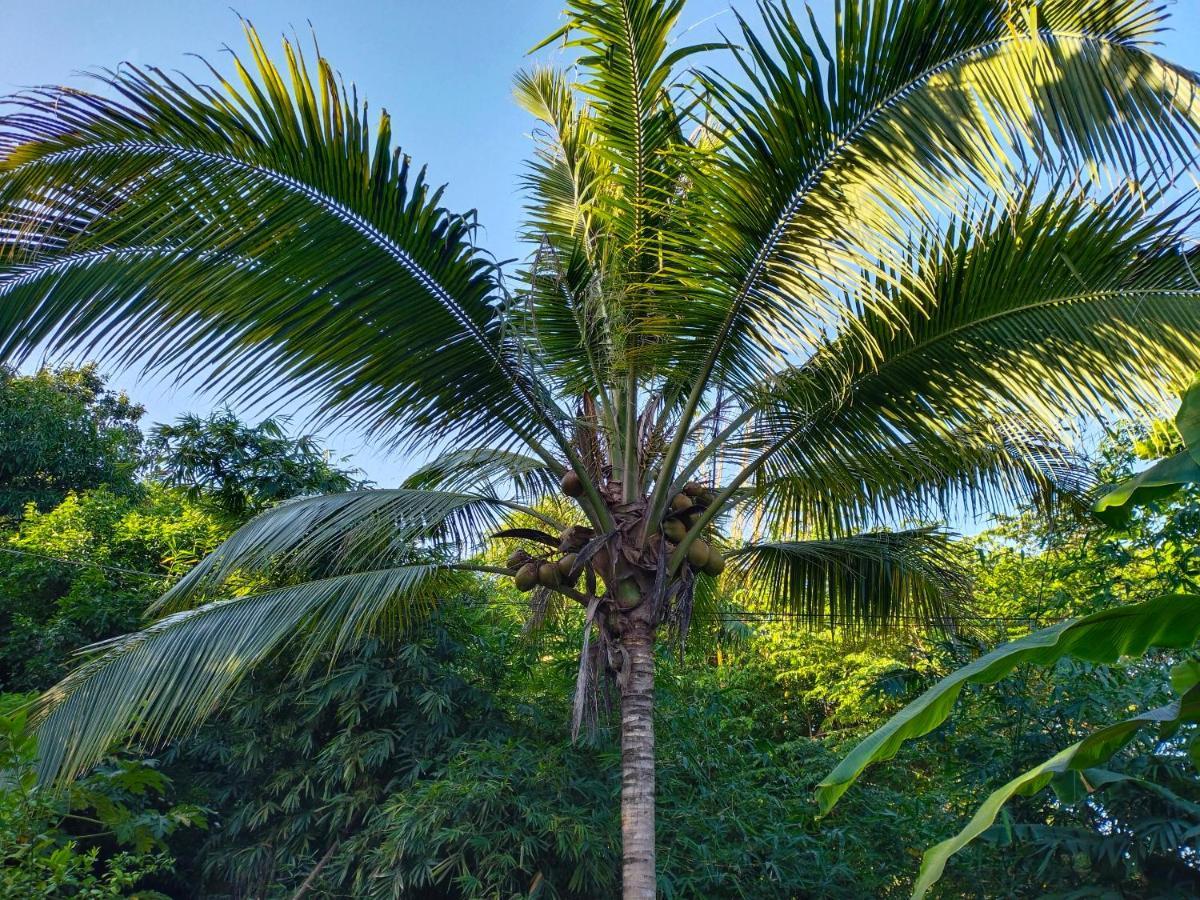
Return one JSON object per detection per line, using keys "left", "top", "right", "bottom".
{"left": 703, "top": 550, "right": 725, "bottom": 577}
{"left": 661, "top": 519, "right": 687, "bottom": 543}
{"left": 560, "top": 471, "right": 584, "bottom": 497}
{"left": 514, "top": 563, "right": 539, "bottom": 592}
{"left": 538, "top": 562, "right": 561, "bottom": 587}
{"left": 670, "top": 493, "right": 693, "bottom": 513}
{"left": 687, "top": 539, "right": 711, "bottom": 569}
{"left": 557, "top": 553, "right": 578, "bottom": 580}
{"left": 683, "top": 481, "right": 704, "bottom": 497}
{"left": 615, "top": 579, "right": 642, "bottom": 609}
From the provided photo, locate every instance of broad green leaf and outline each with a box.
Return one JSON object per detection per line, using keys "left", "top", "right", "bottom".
{"left": 816, "top": 593, "right": 1200, "bottom": 814}
{"left": 1092, "top": 451, "right": 1200, "bottom": 527}
{"left": 911, "top": 688, "right": 1200, "bottom": 898}
{"left": 1175, "top": 375, "right": 1200, "bottom": 454}
{"left": 1171, "top": 658, "right": 1200, "bottom": 694}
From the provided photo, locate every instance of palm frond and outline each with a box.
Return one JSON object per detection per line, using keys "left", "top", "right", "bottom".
{"left": 670, "top": 0, "right": 1200, "bottom": 394}
{"left": 733, "top": 425, "right": 1093, "bottom": 537}
{"left": 0, "top": 24, "right": 568, "bottom": 459}
{"left": 729, "top": 527, "right": 969, "bottom": 630}
{"left": 33, "top": 563, "right": 464, "bottom": 783}
{"left": 403, "top": 447, "right": 558, "bottom": 500}
{"left": 543, "top": 0, "right": 710, "bottom": 266}
{"left": 158, "top": 488, "right": 538, "bottom": 610}
{"left": 712, "top": 188, "right": 1200, "bottom": 520}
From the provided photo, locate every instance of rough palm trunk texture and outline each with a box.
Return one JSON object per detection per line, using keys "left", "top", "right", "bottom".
{"left": 620, "top": 618, "right": 656, "bottom": 899}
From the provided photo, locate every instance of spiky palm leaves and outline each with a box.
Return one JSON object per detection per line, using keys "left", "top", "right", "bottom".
{"left": 3, "top": 3, "right": 1200, "bottom": 891}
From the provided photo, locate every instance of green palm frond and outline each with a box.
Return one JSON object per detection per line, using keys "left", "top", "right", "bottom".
{"left": 0, "top": 24, "right": 569, "bottom": 462}
{"left": 32, "top": 563, "right": 463, "bottom": 784}
{"left": 729, "top": 527, "right": 969, "bottom": 629}
{"left": 733, "top": 425, "right": 1092, "bottom": 537}
{"left": 669, "top": 0, "right": 1200, "bottom": 393}
{"left": 515, "top": 66, "right": 603, "bottom": 254}
{"left": 158, "top": 488, "right": 555, "bottom": 611}
{"left": 697, "top": 188, "right": 1200, "bottom": 522}
{"left": 540, "top": 0, "right": 711, "bottom": 267}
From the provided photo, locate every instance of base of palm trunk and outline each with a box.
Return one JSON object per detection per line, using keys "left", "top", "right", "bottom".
{"left": 620, "top": 618, "right": 657, "bottom": 899}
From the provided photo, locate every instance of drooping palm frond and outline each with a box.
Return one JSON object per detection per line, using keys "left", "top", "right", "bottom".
{"left": 157, "top": 488, "right": 556, "bottom": 611}
{"left": 664, "top": 0, "right": 1200, "bottom": 406}
{"left": 728, "top": 527, "right": 969, "bottom": 629}
{"left": 0, "top": 24, "right": 570, "bottom": 463}
{"left": 33, "top": 563, "right": 465, "bottom": 784}
{"left": 730, "top": 425, "right": 1093, "bottom": 538}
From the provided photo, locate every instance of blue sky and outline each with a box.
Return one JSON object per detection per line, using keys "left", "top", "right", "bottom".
{"left": 2, "top": 0, "right": 1199, "bottom": 486}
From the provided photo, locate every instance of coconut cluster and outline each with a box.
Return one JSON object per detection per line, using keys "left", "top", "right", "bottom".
{"left": 507, "top": 472, "right": 725, "bottom": 595}
{"left": 659, "top": 481, "right": 724, "bottom": 577}
{"left": 507, "top": 522, "right": 592, "bottom": 593}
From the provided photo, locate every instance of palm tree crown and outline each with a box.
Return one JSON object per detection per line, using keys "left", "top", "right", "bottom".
{"left": 3, "top": 1, "right": 1200, "bottom": 896}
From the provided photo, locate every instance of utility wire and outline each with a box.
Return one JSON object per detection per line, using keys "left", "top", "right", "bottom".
{"left": 0, "top": 546, "right": 168, "bottom": 580}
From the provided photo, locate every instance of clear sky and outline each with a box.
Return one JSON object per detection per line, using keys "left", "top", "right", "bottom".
{"left": 1, "top": 0, "right": 1198, "bottom": 486}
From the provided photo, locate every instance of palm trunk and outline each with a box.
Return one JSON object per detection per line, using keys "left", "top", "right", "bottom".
{"left": 620, "top": 618, "right": 657, "bottom": 899}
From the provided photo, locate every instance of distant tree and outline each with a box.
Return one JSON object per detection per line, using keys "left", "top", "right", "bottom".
{"left": 0, "top": 485, "right": 227, "bottom": 692}
{"left": 146, "top": 410, "right": 365, "bottom": 518}
{"left": 0, "top": 365, "right": 143, "bottom": 519}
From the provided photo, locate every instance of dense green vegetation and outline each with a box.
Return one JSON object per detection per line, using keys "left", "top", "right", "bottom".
{"left": 0, "top": 366, "right": 1197, "bottom": 897}
{"left": 3, "top": 0, "right": 1200, "bottom": 895}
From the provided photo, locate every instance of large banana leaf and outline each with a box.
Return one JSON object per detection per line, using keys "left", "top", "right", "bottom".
{"left": 910, "top": 684, "right": 1200, "bottom": 898}
{"left": 1094, "top": 376, "right": 1200, "bottom": 525}
{"left": 816, "top": 593, "right": 1200, "bottom": 814}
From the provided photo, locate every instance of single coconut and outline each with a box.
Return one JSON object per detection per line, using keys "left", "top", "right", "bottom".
{"left": 538, "top": 562, "right": 561, "bottom": 587}
{"left": 506, "top": 548, "right": 532, "bottom": 570}
{"left": 683, "top": 481, "right": 704, "bottom": 497}
{"left": 615, "top": 579, "right": 643, "bottom": 609}
{"left": 670, "top": 493, "right": 693, "bottom": 513}
{"left": 557, "top": 553, "right": 579, "bottom": 580}
{"left": 514, "top": 563, "right": 539, "bottom": 592}
{"left": 661, "top": 519, "right": 687, "bottom": 543}
{"left": 703, "top": 550, "right": 725, "bottom": 577}
{"left": 559, "top": 525, "right": 593, "bottom": 551}
{"left": 687, "top": 539, "right": 712, "bottom": 569}
{"left": 560, "top": 471, "right": 584, "bottom": 497}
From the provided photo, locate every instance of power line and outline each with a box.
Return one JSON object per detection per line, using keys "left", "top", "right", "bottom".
{"left": 0, "top": 546, "right": 167, "bottom": 580}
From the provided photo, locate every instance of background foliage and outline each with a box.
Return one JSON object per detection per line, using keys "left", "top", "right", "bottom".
{"left": 2, "top": 367, "right": 1199, "bottom": 897}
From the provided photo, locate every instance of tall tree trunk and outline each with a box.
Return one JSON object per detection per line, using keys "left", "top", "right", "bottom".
{"left": 620, "top": 618, "right": 656, "bottom": 899}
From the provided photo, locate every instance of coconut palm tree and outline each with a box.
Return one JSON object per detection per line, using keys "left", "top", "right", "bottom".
{"left": 3, "top": 1, "right": 1200, "bottom": 895}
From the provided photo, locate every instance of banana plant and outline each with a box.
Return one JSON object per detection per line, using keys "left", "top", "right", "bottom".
{"left": 4, "top": 2, "right": 1200, "bottom": 896}
{"left": 820, "top": 377, "right": 1200, "bottom": 897}
{"left": 1094, "top": 376, "right": 1200, "bottom": 527}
